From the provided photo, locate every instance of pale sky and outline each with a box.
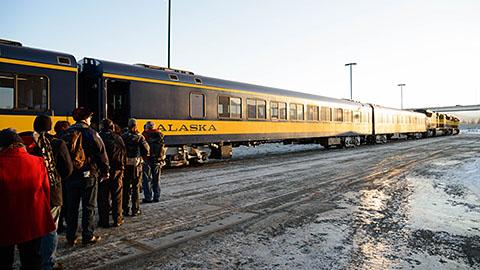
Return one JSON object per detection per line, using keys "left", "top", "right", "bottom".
{"left": 2, "top": 0, "right": 480, "bottom": 109}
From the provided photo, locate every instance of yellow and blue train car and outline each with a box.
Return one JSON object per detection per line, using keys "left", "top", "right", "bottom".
{"left": 77, "top": 58, "right": 374, "bottom": 155}
{"left": 0, "top": 39, "right": 77, "bottom": 131}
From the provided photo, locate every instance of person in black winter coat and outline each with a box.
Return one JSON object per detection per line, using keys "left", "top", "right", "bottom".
{"left": 121, "top": 118, "right": 149, "bottom": 216}
{"left": 98, "top": 119, "right": 127, "bottom": 227}
{"left": 62, "top": 107, "right": 109, "bottom": 246}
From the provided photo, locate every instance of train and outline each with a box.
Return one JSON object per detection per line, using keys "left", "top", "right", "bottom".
{"left": 0, "top": 39, "right": 460, "bottom": 166}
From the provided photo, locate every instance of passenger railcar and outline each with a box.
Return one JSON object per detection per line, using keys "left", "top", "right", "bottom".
{"left": 78, "top": 58, "right": 374, "bottom": 163}
{"left": 0, "top": 40, "right": 77, "bottom": 131}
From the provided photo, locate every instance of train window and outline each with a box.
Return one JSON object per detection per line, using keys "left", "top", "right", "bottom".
{"left": 17, "top": 74, "right": 48, "bottom": 111}
{"left": 218, "top": 96, "right": 241, "bottom": 119}
{"left": 57, "top": 56, "right": 71, "bottom": 66}
{"left": 169, "top": 74, "right": 179, "bottom": 81}
{"left": 296, "top": 104, "right": 304, "bottom": 120}
{"left": 194, "top": 78, "right": 203, "bottom": 84}
{"left": 257, "top": 100, "right": 266, "bottom": 119}
{"left": 307, "top": 105, "right": 319, "bottom": 121}
{"left": 247, "top": 99, "right": 265, "bottom": 119}
{"left": 230, "top": 97, "right": 242, "bottom": 118}
{"left": 218, "top": 96, "right": 230, "bottom": 118}
{"left": 320, "top": 107, "right": 331, "bottom": 121}
{"left": 279, "top": 102, "right": 287, "bottom": 120}
{"left": 271, "top": 101, "right": 279, "bottom": 119}
{"left": 0, "top": 73, "right": 14, "bottom": 109}
{"left": 190, "top": 93, "right": 205, "bottom": 118}
{"left": 334, "top": 108, "right": 343, "bottom": 122}
{"left": 344, "top": 110, "right": 352, "bottom": 122}
{"left": 247, "top": 99, "right": 256, "bottom": 118}
{"left": 289, "top": 103, "right": 297, "bottom": 120}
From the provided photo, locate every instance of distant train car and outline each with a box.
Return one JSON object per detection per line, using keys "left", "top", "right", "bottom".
{"left": 0, "top": 39, "right": 77, "bottom": 132}
{"left": 372, "top": 105, "right": 427, "bottom": 142}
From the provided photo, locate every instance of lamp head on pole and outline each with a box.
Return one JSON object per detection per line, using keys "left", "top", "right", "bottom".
{"left": 398, "top": 83, "right": 406, "bottom": 87}
{"left": 345, "top": 63, "right": 357, "bottom": 66}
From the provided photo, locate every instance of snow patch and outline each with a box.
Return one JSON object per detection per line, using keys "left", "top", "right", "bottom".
{"left": 232, "top": 143, "right": 322, "bottom": 159}
{"left": 408, "top": 157, "right": 480, "bottom": 236}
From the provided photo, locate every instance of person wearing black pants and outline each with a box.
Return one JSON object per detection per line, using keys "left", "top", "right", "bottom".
{"left": 98, "top": 119, "right": 126, "bottom": 227}
{"left": 65, "top": 176, "right": 98, "bottom": 243}
{"left": 121, "top": 118, "right": 149, "bottom": 216}
{"left": 0, "top": 238, "right": 42, "bottom": 270}
{"left": 62, "top": 108, "right": 109, "bottom": 246}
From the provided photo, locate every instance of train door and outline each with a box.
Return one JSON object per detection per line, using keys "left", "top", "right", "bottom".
{"left": 105, "top": 79, "right": 130, "bottom": 128}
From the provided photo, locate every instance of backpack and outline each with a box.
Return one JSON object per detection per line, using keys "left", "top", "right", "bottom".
{"left": 122, "top": 132, "right": 141, "bottom": 158}
{"left": 146, "top": 131, "right": 166, "bottom": 163}
{"left": 64, "top": 129, "right": 87, "bottom": 170}
{"left": 100, "top": 131, "right": 125, "bottom": 169}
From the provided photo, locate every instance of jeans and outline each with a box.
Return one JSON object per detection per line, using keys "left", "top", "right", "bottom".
{"left": 123, "top": 165, "right": 142, "bottom": 214}
{"left": 40, "top": 206, "right": 61, "bottom": 270}
{"left": 65, "top": 175, "right": 98, "bottom": 241}
{"left": 0, "top": 238, "right": 42, "bottom": 270}
{"left": 142, "top": 160, "right": 162, "bottom": 201}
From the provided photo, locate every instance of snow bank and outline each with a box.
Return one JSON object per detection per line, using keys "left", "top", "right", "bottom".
{"left": 460, "top": 127, "right": 480, "bottom": 134}
{"left": 408, "top": 157, "right": 480, "bottom": 236}
{"left": 232, "top": 143, "right": 322, "bottom": 159}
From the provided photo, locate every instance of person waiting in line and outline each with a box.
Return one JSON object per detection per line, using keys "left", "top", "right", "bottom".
{"left": 122, "top": 118, "right": 149, "bottom": 216}
{"left": 54, "top": 120, "right": 71, "bottom": 139}
{"left": 0, "top": 128, "right": 55, "bottom": 270}
{"left": 142, "top": 121, "right": 166, "bottom": 203}
{"left": 53, "top": 120, "right": 72, "bottom": 235}
{"left": 98, "top": 119, "right": 127, "bottom": 227}
{"left": 19, "top": 115, "right": 73, "bottom": 270}
{"left": 62, "top": 107, "right": 109, "bottom": 246}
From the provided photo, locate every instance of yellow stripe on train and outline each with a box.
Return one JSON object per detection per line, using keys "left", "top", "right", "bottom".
{"left": 0, "top": 115, "right": 73, "bottom": 133}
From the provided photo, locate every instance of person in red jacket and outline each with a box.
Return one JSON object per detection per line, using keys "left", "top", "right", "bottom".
{"left": 0, "top": 128, "right": 55, "bottom": 270}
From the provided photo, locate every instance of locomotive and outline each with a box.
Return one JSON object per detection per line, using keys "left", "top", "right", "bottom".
{"left": 0, "top": 39, "right": 460, "bottom": 166}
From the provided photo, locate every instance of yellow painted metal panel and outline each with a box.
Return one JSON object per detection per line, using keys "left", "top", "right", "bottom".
{"left": 0, "top": 115, "right": 73, "bottom": 133}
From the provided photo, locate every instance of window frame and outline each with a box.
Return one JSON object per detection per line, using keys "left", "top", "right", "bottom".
{"left": 278, "top": 102, "right": 287, "bottom": 120}
{"left": 218, "top": 95, "right": 242, "bottom": 119}
{"left": 247, "top": 98, "right": 267, "bottom": 120}
{"left": 306, "top": 104, "right": 319, "bottom": 121}
{"left": 271, "top": 101, "right": 279, "bottom": 120}
{"left": 0, "top": 72, "right": 50, "bottom": 113}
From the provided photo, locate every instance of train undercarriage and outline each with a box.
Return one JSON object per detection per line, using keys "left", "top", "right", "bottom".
{"left": 164, "top": 127, "right": 459, "bottom": 167}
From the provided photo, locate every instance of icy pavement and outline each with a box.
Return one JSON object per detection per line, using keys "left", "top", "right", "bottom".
{"left": 55, "top": 134, "right": 480, "bottom": 270}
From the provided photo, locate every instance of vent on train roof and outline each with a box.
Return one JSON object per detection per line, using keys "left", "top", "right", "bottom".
{"left": 134, "top": 63, "right": 194, "bottom": 75}
{"left": 0, "top": 39, "right": 22, "bottom": 47}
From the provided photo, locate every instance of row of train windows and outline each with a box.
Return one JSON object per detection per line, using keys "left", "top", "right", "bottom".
{"left": 0, "top": 72, "right": 48, "bottom": 111}
{"left": 191, "top": 94, "right": 371, "bottom": 122}
{"left": 377, "top": 115, "right": 423, "bottom": 124}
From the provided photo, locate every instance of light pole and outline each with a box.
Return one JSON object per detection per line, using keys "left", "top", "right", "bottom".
{"left": 345, "top": 63, "right": 357, "bottom": 100}
{"left": 398, "top": 83, "right": 406, "bottom": 109}
{"left": 167, "top": 0, "right": 171, "bottom": 68}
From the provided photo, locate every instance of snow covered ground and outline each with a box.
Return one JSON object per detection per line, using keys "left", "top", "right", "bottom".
{"left": 52, "top": 134, "right": 480, "bottom": 269}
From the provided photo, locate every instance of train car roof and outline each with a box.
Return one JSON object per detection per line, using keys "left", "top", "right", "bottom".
{"left": 84, "top": 58, "right": 365, "bottom": 107}
{"left": 0, "top": 41, "right": 77, "bottom": 68}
